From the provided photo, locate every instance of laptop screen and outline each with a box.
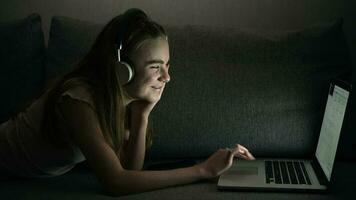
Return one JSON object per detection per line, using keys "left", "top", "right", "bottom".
{"left": 315, "top": 83, "right": 350, "bottom": 181}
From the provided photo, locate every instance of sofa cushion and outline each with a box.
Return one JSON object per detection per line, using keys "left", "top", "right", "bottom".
{"left": 0, "top": 13, "right": 45, "bottom": 123}
{"left": 44, "top": 16, "right": 352, "bottom": 160}
{"left": 45, "top": 16, "right": 102, "bottom": 82}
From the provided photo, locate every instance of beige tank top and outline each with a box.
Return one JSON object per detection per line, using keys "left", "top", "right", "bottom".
{"left": 0, "top": 78, "right": 95, "bottom": 178}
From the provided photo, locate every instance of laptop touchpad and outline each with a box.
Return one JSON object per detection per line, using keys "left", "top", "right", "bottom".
{"left": 230, "top": 167, "right": 258, "bottom": 175}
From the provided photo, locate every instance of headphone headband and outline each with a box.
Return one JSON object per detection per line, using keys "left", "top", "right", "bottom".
{"left": 116, "top": 9, "right": 147, "bottom": 85}
{"left": 116, "top": 8, "right": 148, "bottom": 50}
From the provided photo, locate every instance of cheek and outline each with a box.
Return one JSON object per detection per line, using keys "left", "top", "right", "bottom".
{"left": 139, "top": 72, "right": 157, "bottom": 85}
{"left": 134, "top": 75, "right": 154, "bottom": 91}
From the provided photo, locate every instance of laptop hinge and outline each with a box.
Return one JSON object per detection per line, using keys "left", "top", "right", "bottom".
{"left": 311, "top": 159, "right": 329, "bottom": 186}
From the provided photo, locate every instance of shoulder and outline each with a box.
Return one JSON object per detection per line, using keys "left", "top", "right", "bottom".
{"left": 58, "top": 95, "right": 126, "bottom": 195}
{"left": 58, "top": 78, "right": 96, "bottom": 111}
{"left": 57, "top": 90, "right": 105, "bottom": 152}
{"left": 55, "top": 78, "right": 101, "bottom": 145}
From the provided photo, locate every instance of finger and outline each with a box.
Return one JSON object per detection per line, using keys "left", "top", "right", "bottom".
{"left": 235, "top": 144, "right": 248, "bottom": 152}
{"left": 246, "top": 151, "right": 256, "bottom": 160}
{"left": 234, "top": 153, "right": 248, "bottom": 159}
{"left": 235, "top": 151, "right": 251, "bottom": 160}
{"left": 230, "top": 146, "right": 239, "bottom": 154}
{"left": 234, "top": 144, "right": 245, "bottom": 155}
{"left": 239, "top": 146, "right": 255, "bottom": 160}
{"left": 235, "top": 144, "right": 255, "bottom": 160}
{"left": 238, "top": 153, "right": 255, "bottom": 161}
{"left": 231, "top": 148, "right": 247, "bottom": 160}
{"left": 229, "top": 147, "right": 241, "bottom": 159}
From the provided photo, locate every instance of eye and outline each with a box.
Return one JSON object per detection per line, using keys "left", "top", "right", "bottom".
{"left": 150, "top": 66, "right": 160, "bottom": 72}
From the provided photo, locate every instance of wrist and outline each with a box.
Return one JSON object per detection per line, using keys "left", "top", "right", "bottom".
{"left": 131, "top": 112, "right": 149, "bottom": 122}
{"left": 129, "top": 100, "right": 156, "bottom": 119}
{"left": 140, "top": 111, "right": 150, "bottom": 119}
{"left": 193, "top": 164, "right": 210, "bottom": 180}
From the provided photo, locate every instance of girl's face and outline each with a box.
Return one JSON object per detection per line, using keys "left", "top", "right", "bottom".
{"left": 124, "top": 37, "right": 170, "bottom": 103}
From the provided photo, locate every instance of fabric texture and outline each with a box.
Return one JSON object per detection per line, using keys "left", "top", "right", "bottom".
{"left": 0, "top": 78, "right": 93, "bottom": 178}
{"left": 147, "top": 19, "right": 352, "bottom": 160}
{"left": 0, "top": 13, "right": 45, "bottom": 123}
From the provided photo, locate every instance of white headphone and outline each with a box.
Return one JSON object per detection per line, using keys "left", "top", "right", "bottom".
{"left": 116, "top": 8, "right": 148, "bottom": 85}
{"left": 117, "top": 42, "right": 135, "bottom": 85}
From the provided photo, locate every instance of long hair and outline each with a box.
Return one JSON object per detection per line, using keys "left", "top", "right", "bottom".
{"left": 42, "top": 8, "right": 167, "bottom": 152}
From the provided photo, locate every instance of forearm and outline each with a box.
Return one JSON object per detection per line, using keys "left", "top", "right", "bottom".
{"left": 122, "top": 114, "right": 148, "bottom": 170}
{"left": 107, "top": 165, "right": 205, "bottom": 196}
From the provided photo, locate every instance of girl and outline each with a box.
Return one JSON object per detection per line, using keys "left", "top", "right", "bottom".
{"left": 0, "top": 8, "right": 255, "bottom": 196}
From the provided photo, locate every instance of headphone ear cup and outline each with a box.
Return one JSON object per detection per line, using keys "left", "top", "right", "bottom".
{"left": 117, "top": 61, "right": 134, "bottom": 85}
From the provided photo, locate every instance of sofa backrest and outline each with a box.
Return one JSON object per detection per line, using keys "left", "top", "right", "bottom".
{"left": 149, "top": 21, "right": 352, "bottom": 160}
{"left": 45, "top": 17, "right": 102, "bottom": 82}
{"left": 44, "top": 16, "right": 352, "bottom": 161}
{"left": 0, "top": 14, "right": 45, "bottom": 123}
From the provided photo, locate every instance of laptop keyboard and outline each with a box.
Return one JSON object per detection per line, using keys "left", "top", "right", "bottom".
{"left": 265, "top": 160, "right": 311, "bottom": 185}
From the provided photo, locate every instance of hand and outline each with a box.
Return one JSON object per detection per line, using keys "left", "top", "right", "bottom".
{"left": 129, "top": 100, "right": 158, "bottom": 118}
{"left": 234, "top": 144, "right": 255, "bottom": 160}
{"left": 196, "top": 144, "right": 255, "bottom": 179}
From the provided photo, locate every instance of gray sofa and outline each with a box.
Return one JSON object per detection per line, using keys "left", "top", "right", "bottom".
{"left": 0, "top": 14, "right": 355, "bottom": 199}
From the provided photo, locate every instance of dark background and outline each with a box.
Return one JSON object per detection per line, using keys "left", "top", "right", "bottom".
{"left": 0, "top": 0, "right": 355, "bottom": 160}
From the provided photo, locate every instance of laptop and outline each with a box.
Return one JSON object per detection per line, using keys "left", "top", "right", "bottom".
{"left": 218, "top": 79, "right": 352, "bottom": 192}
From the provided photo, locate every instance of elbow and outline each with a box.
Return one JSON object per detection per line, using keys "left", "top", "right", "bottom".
{"left": 103, "top": 181, "right": 131, "bottom": 197}
{"left": 105, "top": 189, "right": 127, "bottom": 197}
{"left": 101, "top": 169, "right": 139, "bottom": 197}
{"left": 104, "top": 182, "right": 140, "bottom": 197}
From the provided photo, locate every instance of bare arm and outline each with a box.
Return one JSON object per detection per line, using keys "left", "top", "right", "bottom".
{"left": 58, "top": 97, "right": 205, "bottom": 196}
{"left": 119, "top": 113, "right": 148, "bottom": 170}
{"left": 58, "top": 97, "right": 254, "bottom": 196}
{"left": 119, "top": 100, "right": 157, "bottom": 170}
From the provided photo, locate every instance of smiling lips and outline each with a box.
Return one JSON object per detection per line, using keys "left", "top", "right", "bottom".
{"left": 151, "top": 86, "right": 163, "bottom": 90}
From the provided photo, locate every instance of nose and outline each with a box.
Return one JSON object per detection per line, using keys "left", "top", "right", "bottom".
{"left": 159, "top": 67, "right": 170, "bottom": 83}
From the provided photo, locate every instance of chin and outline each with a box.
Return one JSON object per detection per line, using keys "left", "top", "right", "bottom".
{"left": 148, "top": 96, "right": 161, "bottom": 103}
{"left": 146, "top": 94, "right": 161, "bottom": 103}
